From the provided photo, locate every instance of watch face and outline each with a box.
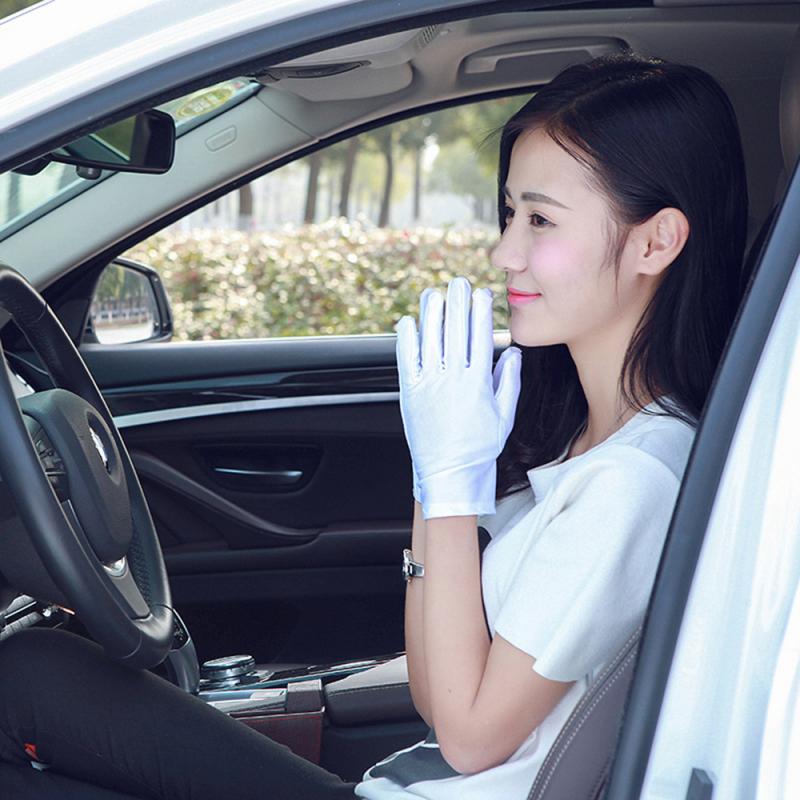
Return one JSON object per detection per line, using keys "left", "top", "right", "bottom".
{"left": 402, "top": 550, "right": 415, "bottom": 581}
{"left": 402, "top": 550, "right": 423, "bottom": 581}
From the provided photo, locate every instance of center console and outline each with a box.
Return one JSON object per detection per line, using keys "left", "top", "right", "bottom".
{"left": 199, "top": 652, "right": 396, "bottom": 692}
{"left": 161, "top": 612, "right": 419, "bottom": 767}
{"left": 198, "top": 653, "right": 414, "bottom": 765}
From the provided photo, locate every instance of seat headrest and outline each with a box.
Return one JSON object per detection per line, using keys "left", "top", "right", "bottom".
{"left": 780, "top": 25, "right": 800, "bottom": 174}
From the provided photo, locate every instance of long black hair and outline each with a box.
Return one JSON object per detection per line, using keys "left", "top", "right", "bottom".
{"left": 495, "top": 52, "right": 749, "bottom": 500}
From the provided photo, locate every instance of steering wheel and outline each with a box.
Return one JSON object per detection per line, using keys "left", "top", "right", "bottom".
{"left": 0, "top": 265, "right": 173, "bottom": 668}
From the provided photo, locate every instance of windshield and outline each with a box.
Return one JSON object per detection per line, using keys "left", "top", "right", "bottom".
{"left": 0, "top": 78, "right": 260, "bottom": 240}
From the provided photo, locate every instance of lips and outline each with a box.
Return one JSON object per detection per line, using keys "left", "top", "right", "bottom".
{"left": 507, "top": 289, "right": 541, "bottom": 307}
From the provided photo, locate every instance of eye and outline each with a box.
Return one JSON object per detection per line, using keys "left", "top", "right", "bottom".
{"left": 503, "top": 205, "right": 515, "bottom": 221}
{"left": 528, "top": 212, "right": 551, "bottom": 228}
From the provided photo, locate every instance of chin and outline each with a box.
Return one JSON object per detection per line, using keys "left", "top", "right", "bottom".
{"left": 509, "top": 322, "right": 561, "bottom": 349}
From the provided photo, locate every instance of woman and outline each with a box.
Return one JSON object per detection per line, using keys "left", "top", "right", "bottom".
{"left": 0, "top": 50, "right": 748, "bottom": 800}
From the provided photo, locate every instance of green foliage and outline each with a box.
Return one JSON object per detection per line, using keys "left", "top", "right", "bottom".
{"left": 427, "top": 138, "right": 495, "bottom": 199}
{"left": 425, "top": 95, "right": 530, "bottom": 199}
{"left": 124, "top": 219, "right": 509, "bottom": 341}
{"left": 287, "top": 94, "right": 530, "bottom": 227}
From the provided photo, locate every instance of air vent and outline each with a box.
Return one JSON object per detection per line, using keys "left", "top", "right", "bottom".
{"left": 417, "top": 25, "right": 440, "bottom": 50}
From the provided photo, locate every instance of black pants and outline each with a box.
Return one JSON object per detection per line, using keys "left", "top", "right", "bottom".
{"left": 0, "top": 628, "right": 359, "bottom": 800}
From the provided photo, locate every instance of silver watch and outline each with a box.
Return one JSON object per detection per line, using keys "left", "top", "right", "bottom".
{"left": 402, "top": 548, "right": 425, "bottom": 583}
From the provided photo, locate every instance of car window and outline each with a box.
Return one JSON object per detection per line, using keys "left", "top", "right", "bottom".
{"left": 0, "top": 78, "right": 260, "bottom": 240}
{"left": 122, "top": 95, "right": 528, "bottom": 341}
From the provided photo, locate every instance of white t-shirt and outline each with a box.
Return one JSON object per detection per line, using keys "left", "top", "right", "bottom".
{"left": 354, "top": 398, "right": 696, "bottom": 800}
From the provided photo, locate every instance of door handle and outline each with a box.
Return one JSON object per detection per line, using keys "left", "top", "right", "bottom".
{"left": 212, "top": 467, "right": 304, "bottom": 485}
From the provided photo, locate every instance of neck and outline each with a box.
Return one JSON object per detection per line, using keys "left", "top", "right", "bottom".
{"left": 567, "top": 313, "right": 652, "bottom": 451}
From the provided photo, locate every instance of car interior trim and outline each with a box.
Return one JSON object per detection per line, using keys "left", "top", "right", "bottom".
{"left": 115, "top": 391, "right": 400, "bottom": 430}
{"left": 131, "top": 451, "right": 323, "bottom": 541}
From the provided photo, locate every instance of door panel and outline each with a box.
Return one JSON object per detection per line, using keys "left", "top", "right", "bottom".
{"left": 75, "top": 337, "right": 462, "bottom": 664}
{"left": 81, "top": 335, "right": 507, "bottom": 665}
{"left": 124, "top": 403, "right": 410, "bottom": 540}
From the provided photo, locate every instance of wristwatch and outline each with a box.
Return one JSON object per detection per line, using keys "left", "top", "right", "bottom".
{"left": 402, "top": 548, "right": 425, "bottom": 583}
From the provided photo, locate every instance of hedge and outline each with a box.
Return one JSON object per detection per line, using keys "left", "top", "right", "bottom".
{"left": 124, "top": 217, "right": 509, "bottom": 341}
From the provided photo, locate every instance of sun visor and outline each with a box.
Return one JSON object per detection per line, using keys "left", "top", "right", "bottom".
{"left": 253, "top": 26, "right": 441, "bottom": 101}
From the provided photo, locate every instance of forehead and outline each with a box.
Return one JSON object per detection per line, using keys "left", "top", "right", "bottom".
{"left": 506, "top": 126, "right": 594, "bottom": 200}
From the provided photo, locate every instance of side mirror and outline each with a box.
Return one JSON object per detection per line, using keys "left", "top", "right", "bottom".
{"left": 85, "top": 260, "right": 173, "bottom": 345}
{"left": 16, "top": 110, "right": 176, "bottom": 177}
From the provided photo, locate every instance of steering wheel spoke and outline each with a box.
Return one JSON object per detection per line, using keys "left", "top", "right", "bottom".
{"left": 104, "top": 562, "right": 152, "bottom": 619}
{"left": 22, "top": 414, "right": 70, "bottom": 501}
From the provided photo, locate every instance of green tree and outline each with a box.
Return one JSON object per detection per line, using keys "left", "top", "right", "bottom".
{"left": 302, "top": 151, "right": 322, "bottom": 223}
{"left": 427, "top": 137, "right": 496, "bottom": 220}
{"left": 395, "top": 117, "right": 433, "bottom": 221}
{"left": 423, "top": 96, "right": 529, "bottom": 221}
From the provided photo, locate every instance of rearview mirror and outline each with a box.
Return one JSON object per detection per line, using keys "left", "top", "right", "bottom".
{"left": 49, "top": 109, "right": 175, "bottom": 174}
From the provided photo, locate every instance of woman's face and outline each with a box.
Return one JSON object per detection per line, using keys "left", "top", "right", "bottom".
{"left": 491, "top": 126, "right": 647, "bottom": 350}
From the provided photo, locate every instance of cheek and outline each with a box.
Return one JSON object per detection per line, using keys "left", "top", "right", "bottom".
{"left": 530, "top": 237, "right": 589, "bottom": 293}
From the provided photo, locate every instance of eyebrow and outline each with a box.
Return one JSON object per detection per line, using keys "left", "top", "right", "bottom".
{"left": 503, "top": 186, "right": 570, "bottom": 210}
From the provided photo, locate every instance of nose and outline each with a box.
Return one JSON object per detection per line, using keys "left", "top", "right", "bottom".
{"left": 490, "top": 219, "right": 527, "bottom": 276}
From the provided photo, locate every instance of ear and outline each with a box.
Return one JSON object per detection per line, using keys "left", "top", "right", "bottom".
{"left": 636, "top": 208, "right": 690, "bottom": 277}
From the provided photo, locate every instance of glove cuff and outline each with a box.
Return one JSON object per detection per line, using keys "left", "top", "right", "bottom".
{"left": 419, "top": 463, "right": 496, "bottom": 520}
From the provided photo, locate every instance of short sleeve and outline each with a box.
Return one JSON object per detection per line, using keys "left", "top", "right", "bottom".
{"left": 477, "top": 487, "right": 534, "bottom": 538}
{"left": 492, "top": 446, "right": 681, "bottom": 682}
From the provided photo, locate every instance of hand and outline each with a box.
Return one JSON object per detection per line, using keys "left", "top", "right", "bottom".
{"left": 396, "top": 276, "right": 522, "bottom": 520}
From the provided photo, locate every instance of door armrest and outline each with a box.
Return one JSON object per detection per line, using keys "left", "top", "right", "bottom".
{"left": 324, "top": 655, "right": 419, "bottom": 726}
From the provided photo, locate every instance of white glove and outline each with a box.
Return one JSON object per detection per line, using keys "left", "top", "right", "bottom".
{"left": 396, "top": 276, "right": 522, "bottom": 520}
{"left": 410, "top": 287, "right": 434, "bottom": 505}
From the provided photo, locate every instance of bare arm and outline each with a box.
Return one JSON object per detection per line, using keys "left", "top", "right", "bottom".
{"left": 423, "top": 515, "right": 574, "bottom": 774}
{"left": 405, "top": 499, "right": 432, "bottom": 726}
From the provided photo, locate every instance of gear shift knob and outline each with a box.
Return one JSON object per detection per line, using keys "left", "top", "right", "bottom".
{"left": 200, "top": 654, "right": 257, "bottom": 689}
